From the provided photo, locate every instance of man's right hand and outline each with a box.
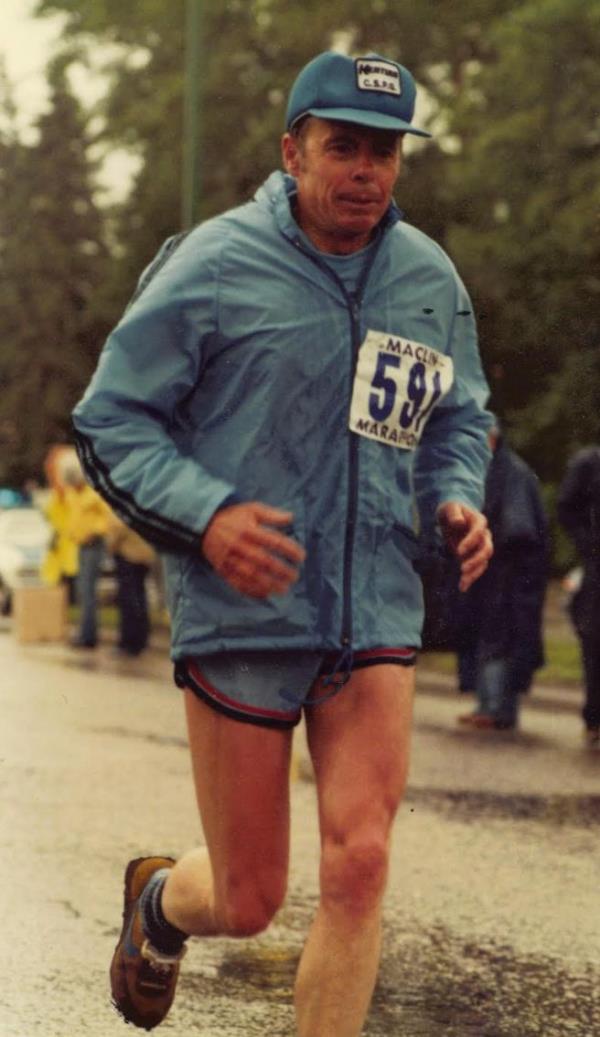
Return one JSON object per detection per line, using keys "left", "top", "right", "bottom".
{"left": 201, "top": 502, "right": 306, "bottom": 599}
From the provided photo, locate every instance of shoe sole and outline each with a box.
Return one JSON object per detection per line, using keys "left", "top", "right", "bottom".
{"left": 109, "top": 856, "right": 176, "bottom": 1031}
{"left": 458, "top": 715, "right": 498, "bottom": 729}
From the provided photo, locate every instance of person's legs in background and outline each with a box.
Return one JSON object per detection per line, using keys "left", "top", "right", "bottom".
{"left": 570, "top": 573, "right": 600, "bottom": 745}
{"left": 495, "top": 670, "right": 520, "bottom": 730}
{"left": 115, "top": 555, "right": 150, "bottom": 656}
{"left": 459, "top": 656, "right": 508, "bottom": 729}
{"left": 477, "top": 657, "right": 507, "bottom": 720}
{"left": 464, "top": 656, "right": 536, "bottom": 731}
{"left": 580, "top": 634, "right": 600, "bottom": 744}
{"left": 74, "top": 537, "right": 104, "bottom": 647}
{"left": 457, "top": 641, "right": 478, "bottom": 694}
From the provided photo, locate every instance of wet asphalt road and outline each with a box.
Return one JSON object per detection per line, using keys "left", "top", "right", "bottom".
{"left": 1, "top": 626, "right": 599, "bottom": 1037}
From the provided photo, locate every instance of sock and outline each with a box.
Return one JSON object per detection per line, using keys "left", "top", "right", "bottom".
{"left": 139, "top": 869, "right": 188, "bottom": 956}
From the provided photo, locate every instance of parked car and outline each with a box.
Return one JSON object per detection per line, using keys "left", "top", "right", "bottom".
{"left": 0, "top": 487, "right": 28, "bottom": 510}
{"left": 0, "top": 508, "right": 52, "bottom": 615}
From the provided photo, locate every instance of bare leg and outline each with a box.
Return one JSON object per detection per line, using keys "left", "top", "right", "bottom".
{"left": 161, "top": 691, "right": 294, "bottom": 938}
{"left": 295, "top": 665, "right": 414, "bottom": 1037}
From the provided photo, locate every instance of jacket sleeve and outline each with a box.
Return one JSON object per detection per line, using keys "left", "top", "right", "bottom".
{"left": 413, "top": 272, "right": 492, "bottom": 535}
{"left": 72, "top": 227, "right": 238, "bottom": 555}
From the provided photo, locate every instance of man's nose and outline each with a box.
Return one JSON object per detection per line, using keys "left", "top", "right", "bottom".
{"left": 351, "top": 148, "right": 375, "bottom": 179}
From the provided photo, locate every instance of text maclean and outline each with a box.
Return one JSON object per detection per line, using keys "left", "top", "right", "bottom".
{"left": 383, "top": 337, "right": 441, "bottom": 368}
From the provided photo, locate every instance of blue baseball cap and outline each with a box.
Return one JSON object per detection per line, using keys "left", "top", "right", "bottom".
{"left": 285, "top": 51, "right": 432, "bottom": 138}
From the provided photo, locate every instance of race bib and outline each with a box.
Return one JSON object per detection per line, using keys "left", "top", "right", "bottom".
{"left": 349, "top": 330, "right": 454, "bottom": 450}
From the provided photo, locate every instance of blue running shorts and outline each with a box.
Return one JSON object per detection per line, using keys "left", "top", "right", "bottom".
{"left": 174, "top": 647, "right": 417, "bottom": 729}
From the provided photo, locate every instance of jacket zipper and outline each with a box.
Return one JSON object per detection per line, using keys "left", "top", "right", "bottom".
{"left": 289, "top": 234, "right": 384, "bottom": 655}
{"left": 341, "top": 292, "right": 364, "bottom": 653}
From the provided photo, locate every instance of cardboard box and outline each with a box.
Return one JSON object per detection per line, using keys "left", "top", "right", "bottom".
{"left": 12, "top": 584, "right": 67, "bottom": 644}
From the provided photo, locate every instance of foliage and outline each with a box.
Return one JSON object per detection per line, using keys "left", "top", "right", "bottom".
{"left": 30, "top": 0, "right": 533, "bottom": 313}
{"left": 0, "top": 58, "right": 110, "bottom": 484}
{"left": 443, "top": 0, "right": 600, "bottom": 479}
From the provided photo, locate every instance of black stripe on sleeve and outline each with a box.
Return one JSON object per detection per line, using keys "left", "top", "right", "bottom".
{"left": 73, "top": 426, "right": 201, "bottom": 555}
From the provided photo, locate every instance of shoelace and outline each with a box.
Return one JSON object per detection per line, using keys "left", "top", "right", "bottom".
{"left": 141, "top": 938, "right": 186, "bottom": 974}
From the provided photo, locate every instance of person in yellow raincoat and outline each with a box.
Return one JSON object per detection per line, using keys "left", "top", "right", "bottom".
{"left": 62, "top": 461, "right": 109, "bottom": 648}
{"left": 41, "top": 446, "right": 80, "bottom": 600}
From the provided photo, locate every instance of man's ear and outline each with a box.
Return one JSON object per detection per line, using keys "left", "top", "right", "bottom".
{"left": 282, "top": 132, "right": 302, "bottom": 177}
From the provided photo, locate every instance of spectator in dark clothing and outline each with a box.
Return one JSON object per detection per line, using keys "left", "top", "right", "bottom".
{"left": 105, "top": 509, "right": 156, "bottom": 657}
{"left": 557, "top": 447, "right": 600, "bottom": 747}
{"left": 457, "top": 426, "right": 549, "bottom": 730}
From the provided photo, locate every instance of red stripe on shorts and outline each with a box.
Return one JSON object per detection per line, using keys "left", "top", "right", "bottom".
{"left": 187, "top": 660, "right": 301, "bottom": 722}
{"left": 353, "top": 647, "right": 417, "bottom": 662}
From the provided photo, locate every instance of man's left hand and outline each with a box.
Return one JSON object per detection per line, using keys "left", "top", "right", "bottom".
{"left": 437, "top": 501, "right": 493, "bottom": 592}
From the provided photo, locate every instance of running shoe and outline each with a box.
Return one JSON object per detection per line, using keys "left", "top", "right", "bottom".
{"left": 109, "top": 856, "right": 186, "bottom": 1030}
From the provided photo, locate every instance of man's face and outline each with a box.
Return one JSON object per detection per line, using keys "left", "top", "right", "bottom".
{"left": 282, "top": 118, "right": 402, "bottom": 254}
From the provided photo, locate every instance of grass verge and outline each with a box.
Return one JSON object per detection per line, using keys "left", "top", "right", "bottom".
{"left": 420, "top": 638, "right": 582, "bottom": 687}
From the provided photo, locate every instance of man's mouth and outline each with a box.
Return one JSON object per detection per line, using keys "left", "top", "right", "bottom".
{"left": 338, "top": 193, "right": 380, "bottom": 206}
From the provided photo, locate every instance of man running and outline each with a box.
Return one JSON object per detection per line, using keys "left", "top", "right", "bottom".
{"left": 73, "top": 50, "right": 493, "bottom": 1036}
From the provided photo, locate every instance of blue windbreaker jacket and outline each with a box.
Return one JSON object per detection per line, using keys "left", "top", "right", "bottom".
{"left": 73, "top": 171, "right": 491, "bottom": 658}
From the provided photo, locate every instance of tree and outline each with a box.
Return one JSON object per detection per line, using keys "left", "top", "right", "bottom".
{"left": 0, "top": 58, "right": 110, "bottom": 484}
{"left": 33, "top": 0, "right": 520, "bottom": 299}
{"left": 443, "top": 0, "right": 600, "bottom": 480}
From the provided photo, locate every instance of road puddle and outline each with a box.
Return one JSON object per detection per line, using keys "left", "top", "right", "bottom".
{"left": 370, "top": 924, "right": 598, "bottom": 1037}
{"left": 218, "top": 944, "right": 299, "bottom": 1000}
{"left": 179, "top": 921, "right": 597, "bottom": 1036}
{"left": 405, "top": 786, "right": 600, "bottom": 826}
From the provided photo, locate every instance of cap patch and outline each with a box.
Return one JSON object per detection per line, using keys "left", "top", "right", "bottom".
{"left": 355, "top": 58, "right": 402, "bottom": 97}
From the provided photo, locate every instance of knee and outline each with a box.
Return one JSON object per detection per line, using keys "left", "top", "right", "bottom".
{"left": 220, "top": 870, "right": 288, "bottom": 937}
{"left": 320, "top": 835, "right": 390, "bottom": 914}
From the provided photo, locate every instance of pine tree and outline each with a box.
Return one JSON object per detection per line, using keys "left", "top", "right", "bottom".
{"left": 0, "top": 57, "right": 110, "bottom": 484}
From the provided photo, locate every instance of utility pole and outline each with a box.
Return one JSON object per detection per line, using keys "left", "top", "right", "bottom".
{"left": 182, "top": 0, "right": 203, "bottom": 229}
